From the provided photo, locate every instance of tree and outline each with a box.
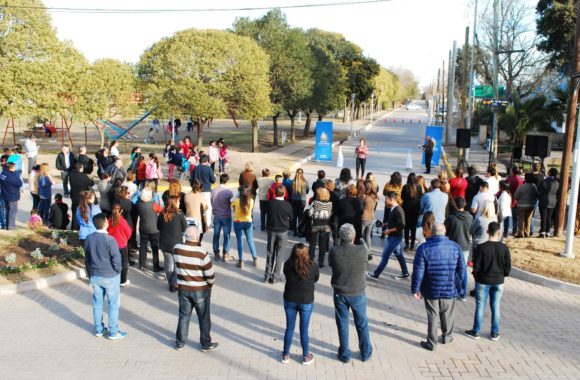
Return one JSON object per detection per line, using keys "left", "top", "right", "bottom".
{"left": 392, "top": 68, "right": 419, "bottom": 102}
{"left": 499, "top": 92, "right": 556, "bottom": 143}
{"left": 476, "top": 0, "right": 549, "bottom": 97}
{"left": 536, "top": 0, "right": 577, "bottom": 72}
{"left": 374, "top": 67, "right": 399, "bottom": 110}
{"left": 77, "top": 59, "right": 135, "bottom": 148}
{"left": 138, "top": 29, "right": 270, "bottom": 150}
{"left": 0, "top": 0, "right": 62, "bottom": 118}
{"left": 233, "top": 9, "right": 313, "bottom": 143}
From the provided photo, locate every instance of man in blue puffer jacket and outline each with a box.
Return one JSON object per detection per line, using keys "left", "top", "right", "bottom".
{"left": 0, "top": 162, "right": 23, "bottom": 229}
{"left": 412, "top": 211, "right": 465, "bottom": 351}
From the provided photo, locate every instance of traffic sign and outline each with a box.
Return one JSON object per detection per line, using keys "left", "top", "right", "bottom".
{"left": 474, "top": 85, "right": 505, "bottom": 98}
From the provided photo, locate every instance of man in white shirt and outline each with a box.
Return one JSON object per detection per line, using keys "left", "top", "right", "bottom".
{"left": 470, "top": 182, "right": 496, "bottom": 218}
{"left": 24, "top": 135, "right": 39, "bottom": 174}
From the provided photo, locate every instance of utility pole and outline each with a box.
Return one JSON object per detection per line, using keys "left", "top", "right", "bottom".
{"left": 488, "top": 0, "right": 500, "bottom": 168}
{"left": 466, "top": 0, "right": 478, "bottom": 162}
{"left": 350, "top": 93, "right": 356, "bottom": 139}
{"left": 555, "top": 1, "right": 580, "bottom": 237}
{"left": 446, "top": 41, "right": 457, "bottom": 146}
{"left": 436, "top": 68, "right": 441, "bottom": 125}
{"left": 441, "top": 60, "right": 446, "bottom": 126}
{"left": 459, "top": 27, "right": 470, "bottom": 164}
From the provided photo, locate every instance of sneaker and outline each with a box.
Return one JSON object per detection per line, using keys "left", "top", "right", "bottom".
{"left": 95, "top": 327, "right": 108, "bottom": 337}
{"left": 201, "top": 342, "right": 219, "bottom": 352}
{"left": 394, "top": 274, "right": 410, "bottom": 280}
{"left": 337, "top": 354, "right": 350, "bottom": 364}
{"left": 223, "top": 254, "right": 235, "bottom": 262}
{"left": 302, "top": 353, "right": 314, "bottom": 365}
{"left": 281, "top": 354, "right": 290, "bottom": 364}
{"left": 420, "top": 341, "right": 434, "bottom": 351}
{"left": 214, "top": 251, "right": 221, "bottom": 261}
{"left": 107, "top": 331, "right": 127, "bottom": 340}
{"left": 120, "top": 280, "right": 130, "bottom": 287}
{"left": 153, "top": 266, "right": 164, "bottom": 273}
{"left": 464, "top": 330, "right": 480, "bottom": 340}
{"left": 366, "top": 271, "right": 379, "bottom": 280}
{"left": 490, "top": 332, "right": 500, "bottom": 341}
{"left": 174, "top": 342, "right": 184, "bottom": 351}
{"left": 253, "top": 258, "right": 258, "bottom": 267}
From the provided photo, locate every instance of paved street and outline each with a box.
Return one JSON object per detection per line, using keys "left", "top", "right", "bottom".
{"left": 1, "top": 107, "right": 580, "bottom": 379}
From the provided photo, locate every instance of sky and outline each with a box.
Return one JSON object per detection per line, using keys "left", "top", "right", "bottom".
{"left": 42, "top": 0, "right": 475, "bottom": 88}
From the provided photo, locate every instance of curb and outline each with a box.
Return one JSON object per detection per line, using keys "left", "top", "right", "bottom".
{"left": 509, "top": 267, "right": 580, "bottom": 295}
{"left": 0, "top": 268, "right": 87, "bottom": 296}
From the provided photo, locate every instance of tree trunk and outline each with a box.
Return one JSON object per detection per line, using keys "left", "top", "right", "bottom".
{"left": 290, "top": 117, "right": 296, "bottom": 142}
{"left": 251, "top": 119, "right": 259, "bottom": 153}
{"left": 92, "top": 121, "right": 105, "bottom": 148}
{"left": 229, "top": 110, "right": 239, "bottom": 128}
{"left": 343, "top": 98, "right": 347, "bottom": 123}
{"left": 303, "top": 111, "right": 313, "bottom": 137}
{"left": 84, "top": 122, "right": 88, "bottom": 146}
{"left": 272, "top": 114, "right": 279, "bottom": 146}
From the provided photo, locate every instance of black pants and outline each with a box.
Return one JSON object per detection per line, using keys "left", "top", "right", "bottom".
{"left": 356, "top": 157, "right": 366, "bottom": 178}
{"left": 290, "top": 200, "right": 306, "bottom": 233}
{"left": 425, "top": 152, "right": 433, "bottom": 174}
{"left": 259, "top": 200, "right": 269, "bottom": 230}
{"left": 539, "top": 207, "right": 555, "bottom": 234}
{"left": 404, "top": 212, "right": 419, "bottom": 249}
{"left": 308, "top": 226, "right": 330, "bottom": 264}
{"left": 31, "top": 193, "right": 40, "bottom": 211}
{"left": 176, "top": 288, "right": 213, "bottom": 349}
{"left": 120, "top": 246, "right": 129, "bottom": 284}
{"left": 139, "top": 232, "right": 160, "bottom": 269}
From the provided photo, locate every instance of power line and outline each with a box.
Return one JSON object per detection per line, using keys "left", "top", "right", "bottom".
{"left": 1, "top": 0, "right": 394, "bottom": 14}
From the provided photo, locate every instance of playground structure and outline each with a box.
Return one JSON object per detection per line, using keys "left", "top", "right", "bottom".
{"left": 100, "top": 106, "right": 158, "bottom": 143}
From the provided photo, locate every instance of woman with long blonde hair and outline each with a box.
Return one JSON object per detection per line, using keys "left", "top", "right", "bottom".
{"left": 281, "top": 243, "right": 319, "bottom": 365}
{"left": 290, "top": 168, "right": 309, "bottom": 236}
{"left": 232, "top": 186, "right": 258, "bottom": 268}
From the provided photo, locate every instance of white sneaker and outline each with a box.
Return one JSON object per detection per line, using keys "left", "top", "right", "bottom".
{"left": 121, "top": 280, "right": 130, "bottom": 287}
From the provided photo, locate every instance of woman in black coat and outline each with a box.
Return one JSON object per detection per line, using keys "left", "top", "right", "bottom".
{"left": 538, "top": 167, "right": 559, "bottom": 238}
{"left": 157, "top": 195, "right": 187, "bottom": 292}
{"left": 401, "top": 172, "right": 423, "bottom": 251}
{"left": 337, "top": 185, "right": 363, "bottom": 243}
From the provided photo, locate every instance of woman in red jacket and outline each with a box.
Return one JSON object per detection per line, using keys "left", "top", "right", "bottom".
{"left": 108, "top": 203, "right": 133, "bottom": 286}
{"left": 136, "top": 155, "right": 147, "bottom": 190}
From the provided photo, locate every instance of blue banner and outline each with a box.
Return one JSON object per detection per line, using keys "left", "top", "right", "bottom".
{"left": 315, "top": 121, "right": 333, "bottom": 161}
{"left": 421, "top": 125, "right": 443, "bottom": 167}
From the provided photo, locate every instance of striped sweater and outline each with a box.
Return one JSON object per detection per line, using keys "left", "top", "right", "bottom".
{"left": 173, "top": 243, "right": 215, "bottom": 291}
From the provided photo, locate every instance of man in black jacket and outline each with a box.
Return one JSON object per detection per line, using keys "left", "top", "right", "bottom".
{"left": 465, "top": 166, "right": 484, "bottom": 212}
{"left": 265, "top": 185, "right": 293, "bottom": 284}
{"left": 55, "top": 144, "right": 76, "bottom": 196}
{"left": 444, "top": 197, "right": 474, "bottom": 300}
{"left": 367, "top": 191, "right": 408, "bottom": 280}
{"left": 465, "top": 222, "right": 511, "bottom": 341}
{"left": 76, "top": 146, "right": 94, "bottom": 174}
{"left": 420, "top": 136, "right": 435, "bottom": 174}
{"left": 69, "top": 162, "right": 94, "bottom": 230}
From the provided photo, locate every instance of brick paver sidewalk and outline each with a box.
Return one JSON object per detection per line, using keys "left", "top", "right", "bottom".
{"left": 1, "top": 230, "right": 579, "bottom": 379}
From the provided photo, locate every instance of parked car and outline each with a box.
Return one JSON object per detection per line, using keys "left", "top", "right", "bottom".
{"left": 406, "top": 103, "right": 422, "bottom": 110}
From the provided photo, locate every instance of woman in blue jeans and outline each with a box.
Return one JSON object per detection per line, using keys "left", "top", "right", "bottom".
{"left": 282, "top": 243, "right": 319, "bottom": 365}
{"left": 231, "top": 186, "right": 258, "bottom": 268}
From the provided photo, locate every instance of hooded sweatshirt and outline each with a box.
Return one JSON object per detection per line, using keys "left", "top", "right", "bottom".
{"left": 444, "top": 210, "right": 474, "bottom": 252}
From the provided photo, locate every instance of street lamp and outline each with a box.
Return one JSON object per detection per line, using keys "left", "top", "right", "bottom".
{"left": 370, "top": 93, "right": 375, "bottom": 124}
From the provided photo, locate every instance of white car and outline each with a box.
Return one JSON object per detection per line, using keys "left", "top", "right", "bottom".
{"left": 406, "top": 103, "right": 422, "bottom": 110}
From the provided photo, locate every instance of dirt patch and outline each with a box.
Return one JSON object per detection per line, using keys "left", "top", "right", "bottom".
{"left": 505, "top": 236, "right": 580, "bottom": 285}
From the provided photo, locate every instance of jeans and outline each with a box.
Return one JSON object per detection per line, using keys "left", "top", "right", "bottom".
{"left": 39, "top": 198, "right": 50, "bottom": 223}
{"left": 163, "top": 251, "right": 176, "bottom": 289}
{"left": 355, "top": 157, "right": 366, "bottom": 178}
{"left": 233, "top": 221, "right": 257, "bottom": 260}
{"left": 60, "top": 170, "right": 70, "bottom": 194}
{"left": 90, "top": 274, "right": 121, "bottom": 335}
{"left": 308, "top": 225, "right": 330, "bottom": 264}
{"left": 259, "top": 200, "right": 269, "bottom": 230}
{"left": 265, "top": 231, "right": 288, "bottom": 282}
{"left": 461, "top": 250, "right": 469, "bottom": 298}
{"left": 424, "top": 298, "right": 455, "bottom": 348}
{"left": 361, "top": 220, "right": 374, "bottom": 251}
{"left": 176, "top": 288, "right": 213, "bottom": 349}
{"left": 212, "top": 217, "right": 232, "bottom": 255}
{"left": 373, "top": 235, "right": 408, "bottom": 277}
{"left": 0, "top": 198, "right": 5, "bottom": 229}
{"left": 283, "top": 300, "right": 314, "bottom": 357}
{"left": 139, "top": 232, "right": 160, "bottom": 268}
{"left": 333, "top": 292, "right": 372, "bottom": 361}
{"left": 472, "top": 282, "right": 503, "bottom": 335}
{"left": 219, "top": 159, "right": 226, "bottom": 173}
{"left": 5, "top": 200, "right": 18, "bottom": 230}
{"left": 502, "top": 216, "right": 512, "bottom": 238}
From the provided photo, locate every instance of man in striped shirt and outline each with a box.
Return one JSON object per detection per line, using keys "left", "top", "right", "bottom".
{"left": 174, "top": 226, "right": 219, "bottom": 352}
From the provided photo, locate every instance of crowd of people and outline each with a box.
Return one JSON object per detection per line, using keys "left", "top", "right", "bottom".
{"left": 4, "top": 132, "right": 565, "bottom": 364}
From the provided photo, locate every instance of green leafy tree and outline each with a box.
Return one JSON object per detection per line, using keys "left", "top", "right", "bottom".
{"left": 499, "top": 92, "right": 556, "bottom": 143}
{"left": 374, "top": 67, "right": 399, "bottom": 110}
{"left": 0, "top": 0, "right": 62, "bottom": 118}
{"left": 138, "top": 29, "right": 270, "bottom": 150}
{"left": 233, "top": 9, "right": 313, "bottom": 143}
{"left": 536, "top": 0, "right": 577, "bottom": 72}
